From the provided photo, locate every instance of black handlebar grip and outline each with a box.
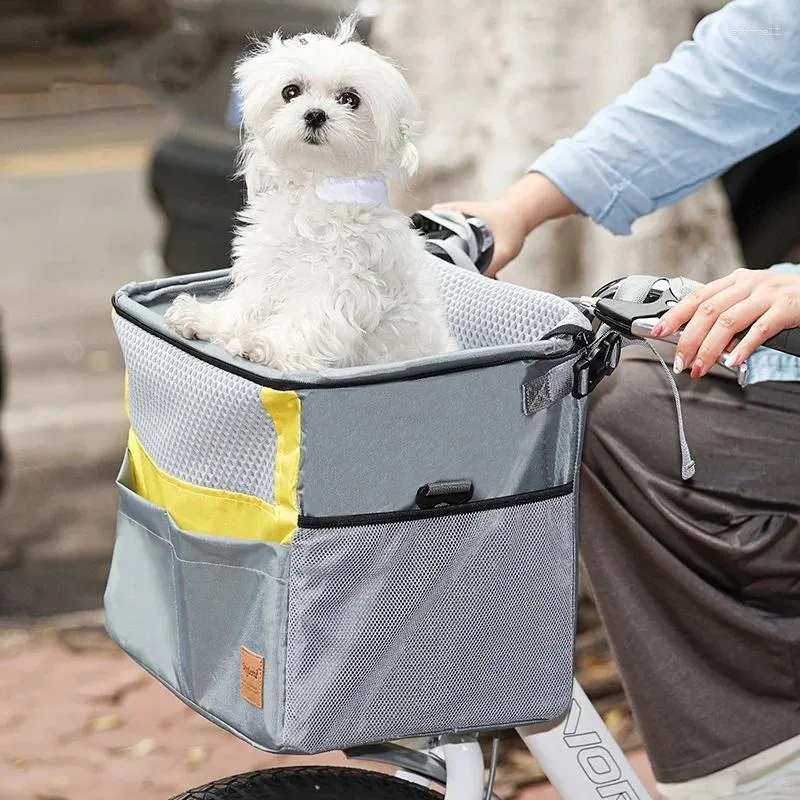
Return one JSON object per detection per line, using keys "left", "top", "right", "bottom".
{"left": 762, "top": 327, "right": 800, "bottom": 358}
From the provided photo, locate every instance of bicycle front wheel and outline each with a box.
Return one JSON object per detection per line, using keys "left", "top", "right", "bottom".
{"left": 169, "top": 766, "right": 442, "bottom": 800}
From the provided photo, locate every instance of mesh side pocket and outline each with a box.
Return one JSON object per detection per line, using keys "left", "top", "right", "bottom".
{"left": 284, "top": 493, "right": 577, "bottom": 752}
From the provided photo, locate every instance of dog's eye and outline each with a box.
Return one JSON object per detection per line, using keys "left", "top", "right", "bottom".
{"left": 336, "top": 90, "right": 361, "bottom": 110}
{"left": 281, "top": 84, "right": 302, "bottom": 103}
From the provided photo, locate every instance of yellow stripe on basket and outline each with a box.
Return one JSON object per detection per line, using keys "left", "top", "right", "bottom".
{"left": 125, "top": 386, "right": 302, "bottom": 543}
{"left": 260, "top": 387, "right": 302, "bottom": 545}
{"left": 261, "top": 386, "right": 300, "bottom": 544}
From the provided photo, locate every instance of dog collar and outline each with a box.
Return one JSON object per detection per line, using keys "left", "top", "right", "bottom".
{"left": 315, "top": 175, "right": 390, "bottom": 207}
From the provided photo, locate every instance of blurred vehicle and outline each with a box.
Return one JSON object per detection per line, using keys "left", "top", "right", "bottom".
{"left": 117, "top": 0, "right": 372, "bottom": 277}
{"left": 0, "top": 0, "right": 164, "bottom": 54}
{"left": 119, "top": 0, "right": 800, "bottom": 277}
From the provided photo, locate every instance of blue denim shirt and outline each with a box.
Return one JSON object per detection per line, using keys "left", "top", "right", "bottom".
{"left": 531, "top": 0, "right": 800, "bottom": 384}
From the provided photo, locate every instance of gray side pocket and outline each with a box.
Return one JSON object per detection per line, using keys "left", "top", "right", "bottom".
{"left": 105, "top": 453, "right": 184, "bottom": 690}
{"left": 104, "top": 452, "right": 291, "bottom": 752}
{"left": 173, "top": 531, "right": 290, "bottom": 749}
{"left": 284, "top": 491, "right": 577, "bottom": 753}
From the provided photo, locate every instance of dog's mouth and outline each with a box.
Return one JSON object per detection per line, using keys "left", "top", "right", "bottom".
{"left": 303, "top": 131, "right": 325, "bottom": 146}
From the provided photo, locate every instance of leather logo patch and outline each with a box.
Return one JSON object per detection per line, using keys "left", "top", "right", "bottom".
{"left": 240, "top": 647, "right": 265, "bottom": 708}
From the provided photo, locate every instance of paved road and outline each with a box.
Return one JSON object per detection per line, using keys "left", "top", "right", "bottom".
{"left": 0, "top": 104, "right": 166, "bottom": 618}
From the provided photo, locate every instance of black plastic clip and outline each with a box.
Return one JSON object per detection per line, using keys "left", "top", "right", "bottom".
{"left": 572, "top": 331, "right": 622, "bottom": 398}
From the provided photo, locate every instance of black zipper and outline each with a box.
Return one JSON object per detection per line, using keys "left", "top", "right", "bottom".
{"left": 112, "top": 296, "right": 587, "bottom": 391}
{"left": 298, "top": 482, "right": 573, "bottom": 529}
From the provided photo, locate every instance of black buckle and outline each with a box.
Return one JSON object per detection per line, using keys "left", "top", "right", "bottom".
{"left": 572, "top": 331, "right": 621, "bottom": 398}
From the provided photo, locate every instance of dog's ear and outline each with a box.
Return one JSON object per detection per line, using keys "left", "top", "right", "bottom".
{"left": 399, "top": 120, "right": 419, "bottom": 178}
{"left": 234, "top": 33, "right": 283, "bottom": 104}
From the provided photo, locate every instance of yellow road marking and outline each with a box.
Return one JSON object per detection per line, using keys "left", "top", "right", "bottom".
{"left": 0, "top": 142, "right": 151, "bottom": 179}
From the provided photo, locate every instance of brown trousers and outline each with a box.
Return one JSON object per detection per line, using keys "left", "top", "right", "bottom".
{"left": 580, "top": 348, "right": 800, "bottom": 783}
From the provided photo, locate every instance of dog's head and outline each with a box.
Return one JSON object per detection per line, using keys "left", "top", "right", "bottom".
{"left": 235, "top": 17, "right": 419, "bottom": 195}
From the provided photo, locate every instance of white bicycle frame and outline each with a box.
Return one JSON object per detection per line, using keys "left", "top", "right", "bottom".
{"left": 385, "top": 679, "right": 653, "bottom": 800}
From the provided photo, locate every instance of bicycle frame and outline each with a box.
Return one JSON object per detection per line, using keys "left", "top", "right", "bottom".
{"left": 517, "top": 679, "right": 652, "bottom": 800}
{"left": 350, "top": 679, "right": 653, "bottom": 800}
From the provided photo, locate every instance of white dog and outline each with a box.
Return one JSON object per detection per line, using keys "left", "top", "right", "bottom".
{"left": 164, "top": 19, "right": 457, "bottom": 371}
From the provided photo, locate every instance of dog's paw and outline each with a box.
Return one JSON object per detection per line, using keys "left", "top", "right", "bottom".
{"left": 164, "top": 294, "right": 204, "bottom": 339}
{"left": 236, "top": 334, "right": 272, "bottom": 366}
{"left": 223, "top": 337, "right": 244, "bottom": 358}
{"left": 225, "top": 337, "right": 270, "bottom": 365}
{"left": 237, "top": 336, "right": 307, "bottom": 371}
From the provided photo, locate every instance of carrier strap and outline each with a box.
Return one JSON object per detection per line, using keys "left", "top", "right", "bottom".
{"left": 521, "top": 361, "right": 574, "bottom": 417}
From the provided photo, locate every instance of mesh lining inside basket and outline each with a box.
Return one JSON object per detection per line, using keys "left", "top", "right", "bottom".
{"left": 127, "top": 260, "right": 589, "bottom": 356}
{"left": 431, "top": 261, "right": 589, "bottom": 349}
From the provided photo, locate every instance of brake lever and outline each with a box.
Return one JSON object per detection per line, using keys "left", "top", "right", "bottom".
{"left": 580, "top": 285, "right": 750, "bottom": 386}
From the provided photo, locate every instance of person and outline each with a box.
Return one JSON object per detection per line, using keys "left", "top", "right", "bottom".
{"left": 442, "top": 1, "right": 800, "bottom": 798}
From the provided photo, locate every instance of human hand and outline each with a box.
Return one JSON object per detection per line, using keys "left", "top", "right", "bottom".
{"left": 436, "top": 173, "right": 578, "bottom": 277}
{"left": 653, "top": 268, "right": 800, "bottom": 378}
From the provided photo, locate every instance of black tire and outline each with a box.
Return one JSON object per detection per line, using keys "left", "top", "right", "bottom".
{"left": 168, "top": 766, "right": 442, "bottom": 800}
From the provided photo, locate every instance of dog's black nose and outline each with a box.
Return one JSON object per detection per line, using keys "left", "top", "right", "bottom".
{"left": 304, "top": 109, "right": 328, "bottom": 130}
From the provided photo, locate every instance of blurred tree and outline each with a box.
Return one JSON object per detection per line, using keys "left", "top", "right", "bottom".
{"left": 373, "top": 0, "right": 742, "bottom": 293}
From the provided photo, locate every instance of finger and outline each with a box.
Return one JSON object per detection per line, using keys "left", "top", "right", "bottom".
{"left": 691, "top": 295, "right": 771, "bottom": 377}
{"left": 725, "top": 307, "right": 794, "bottom": 366}
{"left": 486, "top": 249, "right": 510, "bottom": 277}
{"left": 656, "top": 273, "right": 737, "bottom": 336}
{"left": 672, "top": 282, "right": 754, "bottom": 372}
{"left": 486, "top": 261, "right": 502, "bottom": 278}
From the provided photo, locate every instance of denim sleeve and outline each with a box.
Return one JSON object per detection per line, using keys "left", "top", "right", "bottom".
{"left": 531, "top": 0, "right": 800, "bottom": 235}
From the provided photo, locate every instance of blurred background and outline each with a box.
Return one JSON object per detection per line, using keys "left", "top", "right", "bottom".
{"left": 0, "top": 1, "right": 798, "bottom": 798}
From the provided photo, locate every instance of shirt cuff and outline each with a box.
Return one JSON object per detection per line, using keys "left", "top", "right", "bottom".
{"left": 530, "top": 138, "right": 653, "bottom": 236}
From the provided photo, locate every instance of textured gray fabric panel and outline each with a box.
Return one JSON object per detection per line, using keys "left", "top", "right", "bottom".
{"left": 299, "top": 357, "right": 582, "bottom": 516}
{"left": 284, "top": 493, "right": 577, "bottom": 752}
{"left": 105, "top": 453, "right": 291, "bottom": 751}
{"left": 115, "top": 315, "right": 278, "bottom": 505}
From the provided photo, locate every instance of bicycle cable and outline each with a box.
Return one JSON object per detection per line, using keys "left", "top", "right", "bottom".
{"left": 484, "top": 737, "right": 500, "bottom": 800}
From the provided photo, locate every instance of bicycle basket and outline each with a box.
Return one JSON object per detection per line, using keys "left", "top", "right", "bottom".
{"left": 105, "top": 257, "right": 589, "bottom": 754}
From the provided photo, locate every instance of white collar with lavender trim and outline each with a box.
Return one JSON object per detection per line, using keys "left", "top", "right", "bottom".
{"left": 315, "top": 175, "right": 390, "bottom": 208}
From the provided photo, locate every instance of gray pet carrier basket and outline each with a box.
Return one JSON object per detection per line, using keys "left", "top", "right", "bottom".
{"left": 105, "top": 257, "right": 592, "bottom": 755}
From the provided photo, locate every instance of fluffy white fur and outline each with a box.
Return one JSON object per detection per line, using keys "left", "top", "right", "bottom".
{"left": 164, "top": 19, "right": 457, "bottom": 371}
